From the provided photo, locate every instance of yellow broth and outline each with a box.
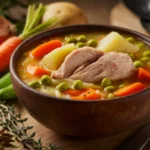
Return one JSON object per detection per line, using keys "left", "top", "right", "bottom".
{"left": 17, "top": 32, "right": 150, "bottom": 100}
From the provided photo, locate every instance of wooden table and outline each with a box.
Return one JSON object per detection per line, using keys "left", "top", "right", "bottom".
{"left": 5, "top": 1, "right": 150, "bottom": 150}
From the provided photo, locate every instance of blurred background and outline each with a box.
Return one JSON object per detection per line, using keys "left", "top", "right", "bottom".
{"left": 0, "top": 0, "right": 118, "bottom": 25}
{"left": 43, "top": 0, "right": 118, "bottom": 24}
{"left": 1, "top": 0, "right": 149, "bottom": 35}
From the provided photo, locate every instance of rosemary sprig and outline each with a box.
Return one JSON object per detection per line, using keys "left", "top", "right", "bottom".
{"left": 0, "top": 101, "right": 61, "bottom": 150}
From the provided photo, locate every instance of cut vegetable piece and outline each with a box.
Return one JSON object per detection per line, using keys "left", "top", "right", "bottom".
{"left": 97, "top": 32, "right": 139, "bottom": 53}
{"left": 27, "top": 65, "right": 50, "bottom": 76}
{"left": 113, "top": 82, "right": 145, "bottom": 97}
{"left": 72, "top": 88, "right": 101, "bottom": 100}
{"left": 64, "top": 89, "right": 86, "bottom": 96}
{"left": 31, "top": 40, "right": 62, "bottom": 58}
{"left": 138, "top": 67, "right": 150, "bottom": 81}
{"left": 42, "top": 43, "right": 76, "bottom": 70}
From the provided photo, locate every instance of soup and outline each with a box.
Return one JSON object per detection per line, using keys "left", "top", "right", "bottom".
{"left": 17, "top": 31, "right": 150, "bottom": 100}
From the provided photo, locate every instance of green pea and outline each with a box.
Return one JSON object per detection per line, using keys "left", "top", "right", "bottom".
{"left": 73, "top": 80, "right": 84, "bottom": 90}
{"left": 133, "top": 60, "right": 143, "bottom": 68}
{"left": 56, "top": 82, "right": 69, "bottom": 92}
{"left": 107, "top": 93, "right": 115, "bottom": 99}
{"left": 104, "top": 86, "right": 115, "bottom": 92}
{"left": 76, "top": 42, "right": 85, "bottom": 48}
{"left": 40, "top": 75, "right": 52, "bottom": 85}
{"left": 140, "top": 57, "right": 150, "bottom": 63}
{"left": 87, "top": 39, "right": 97, "bottom": 47}
{"left": 101, "top": 78, "right": 112, "bottom": 87}
{"left": 128, "top": 53, "right": 134, "bottom": 59}
{"left": 126, "top": 37, "right": 135, "bottom": 43}
{"left": 77, "top": 35, "right": 87, "bottom": 42}
{"left": 143, "top": 51, "right": 150, "bottom": 57}
{"left": 28, "top": 81, "right": 41, "bottom": 88}
{"left": 66, "top": 37, "right": 77, "bottom": 43}
{"left": 136, "top": 42, "right": 144, "bottom": 48}
{"left": 119, "top": 84, "right": 125, "bottom": 88}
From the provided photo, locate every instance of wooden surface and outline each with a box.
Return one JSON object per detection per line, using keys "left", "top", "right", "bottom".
{"left": 110, "top": 2, "right": 150, "bottom": 36}
{"left": 5, "top": 1, "right": 150, "bottom": 150}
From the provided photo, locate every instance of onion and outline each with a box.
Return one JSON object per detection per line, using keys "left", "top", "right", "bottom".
{"left": 0, "top": 16, "right": 16, "bottom": 44}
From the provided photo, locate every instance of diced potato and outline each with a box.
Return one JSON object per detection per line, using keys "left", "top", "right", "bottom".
{"left": 97, "top": 32, "right": 139, "bottom": 53}
{"left": 42, "top": 43, "right": 76, "bottom": 70}
{"left": 39, "top": 86, "right": 56, "bottom": 96}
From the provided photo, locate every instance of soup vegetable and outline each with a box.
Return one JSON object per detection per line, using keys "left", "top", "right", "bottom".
{"left": 18, "top": 31, "right": 150, "bottom": 100}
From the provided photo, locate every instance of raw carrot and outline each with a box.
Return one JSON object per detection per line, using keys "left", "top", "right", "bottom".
{"left": 113, "top": 82, "right": 145, "bottom": 97}
{"left": 72, "top": 88, "right": 101, "bottom": 100}
{"left": 27, "top": 65, "right": 50, "bottom": 76}
{"left": 0, "top": 36, "right": 9, "bottom": 45}
{"left": 0, "top": 36, "right": 22, "bottom": 72}
{"left": 31, "top": 40, "right": 62, "bottom": 58}
{"left": 0, "top": 4, "right": 58, "bottom": 74}
{"left": 138, "top": 67, "right": 150, "bottom": 81}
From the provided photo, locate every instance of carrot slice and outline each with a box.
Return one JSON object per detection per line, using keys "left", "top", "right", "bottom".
{"left": 0, "top": 36, "right": 22, "bottom": 72}
{"left": 113, "top": 82, "right": 145, "bottom": 97}
{"left": 27, "top": 65, "right": 50, "bottom": 76}
{"left": 138, "top": 67, "right": 150, "bottom": 81}
{"left": 72, "top": 88, "right": 101, "bottom": 100}
{"left": 30, "top": 40, "right": 62, "bottom": 58}
{"left": 64, "top": 89, "right": 86, "bottom": 96}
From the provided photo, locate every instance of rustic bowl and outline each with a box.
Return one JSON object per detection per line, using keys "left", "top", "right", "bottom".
{"left": 10, "top": 25, "right": 150, "bottom": 137}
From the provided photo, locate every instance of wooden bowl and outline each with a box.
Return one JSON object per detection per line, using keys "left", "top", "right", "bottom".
{"left": 10, "top": 25, "right": 150, "bottom": 137}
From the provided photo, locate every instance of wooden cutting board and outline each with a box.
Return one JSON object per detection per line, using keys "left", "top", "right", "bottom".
{"left": 5, "top": 2, "right": 150, "bottom": 150}
{"left": 110, "top": 2, "right": 150, "bottom": 37}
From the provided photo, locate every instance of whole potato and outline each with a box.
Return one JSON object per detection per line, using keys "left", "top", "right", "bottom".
{"left": 42, "top": 2, "right": 88, "bottom": 26}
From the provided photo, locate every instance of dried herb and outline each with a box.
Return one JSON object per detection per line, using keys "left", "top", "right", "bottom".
{"left": 0, "top": 101, "right": 61, "bottom": 150}
{"left": 0, "top": 130, "right": 15, "bottom": 150}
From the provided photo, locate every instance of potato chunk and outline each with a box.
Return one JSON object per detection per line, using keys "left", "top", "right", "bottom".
{"left": 42, "top": 43, "right": 76, "bottom": 70}
{"left": 97, "top": 32, "right": 139, "bottom": 53}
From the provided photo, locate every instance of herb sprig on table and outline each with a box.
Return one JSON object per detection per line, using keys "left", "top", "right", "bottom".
{"left": 0, "top": 101, "right": 61, "bottom": 150}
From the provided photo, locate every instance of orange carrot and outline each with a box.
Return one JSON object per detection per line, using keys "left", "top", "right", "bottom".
{"left": 30, "top": 40, "right": 62, "bottom": 58}
{"left": 64, "top": 89, "right": 86, "bottom": 96}
{"left": 27, "top": 65, "right": 50, "bottom": 76}
{"left": 0, "top": 36, "right": 9, "bottom": 45}
{"left": 0, "top": 36, "right": 22, "bottom": 72}
{"left": 138, "top": 67, "right": 150, "bottom": 81}
{"left": 71, "top": 88, "right": 101, "bottom": 100}
{"left": 113, "top": 82, "right": 145, "bottom": 97}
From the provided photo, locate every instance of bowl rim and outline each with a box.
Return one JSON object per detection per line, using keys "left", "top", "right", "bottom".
{"left": 10, "top": 24, "right": 150, "bottom": 103}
